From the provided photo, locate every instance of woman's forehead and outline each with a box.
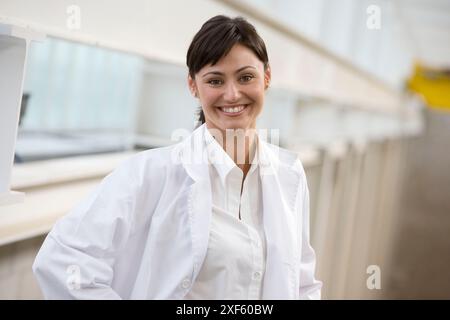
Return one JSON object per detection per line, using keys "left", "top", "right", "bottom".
{"left": 199, "top": 46, "right": 264, "bottom": 75}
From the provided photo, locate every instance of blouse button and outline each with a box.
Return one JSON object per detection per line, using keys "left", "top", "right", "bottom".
{"left": 181, "top": 279, "right": 191, "bottom": 289}
{"left": 253, "top": 271, "right": 262, "bottom": 280}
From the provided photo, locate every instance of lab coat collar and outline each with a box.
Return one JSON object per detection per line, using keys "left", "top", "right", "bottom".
{"left": 178, "top": 124, "right": 275, "bottom": 182}
{"left": 203, "top": 125, "right": 260, "bottom": 185}
{"left": 203, "top": 125, "right": 237, "bottom": 185}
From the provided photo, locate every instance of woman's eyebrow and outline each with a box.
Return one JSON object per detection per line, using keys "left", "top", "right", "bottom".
{"left": 202, "top": 65, "right": 256, "bottom": 78}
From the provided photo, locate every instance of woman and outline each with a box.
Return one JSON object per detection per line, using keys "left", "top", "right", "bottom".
{"left": 33, "top": 15, "right": 321, "bottom": 300}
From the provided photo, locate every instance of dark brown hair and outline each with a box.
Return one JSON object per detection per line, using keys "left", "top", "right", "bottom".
{"left": 186, "top": 15, "right": 269, "bottom": 126}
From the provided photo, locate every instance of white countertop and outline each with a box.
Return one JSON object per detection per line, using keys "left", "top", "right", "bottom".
{"left": 0, "top": 151, "right": 136, "bottom": 246}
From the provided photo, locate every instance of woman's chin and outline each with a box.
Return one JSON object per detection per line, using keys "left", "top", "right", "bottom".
{"left": 217, "top": 116, "right": 247, "bottom": 127}
{"left": 207, "top": 113, "right": 256, "bottom": 132}
{"left": 221, "top": 116, "right": 249, "bottom": 128}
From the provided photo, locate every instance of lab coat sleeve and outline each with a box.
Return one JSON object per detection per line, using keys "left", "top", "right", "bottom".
{"left": 32, "top": 158, "right": 140, "bottom": 299}
{"left": 298, "top": 164, "right": 323, "bottom": 300}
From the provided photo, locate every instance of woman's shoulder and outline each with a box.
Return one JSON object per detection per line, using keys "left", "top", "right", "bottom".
{"left": 261, "top": 141, "right": 306, "bottom": 176}
{"left": 120, "top": 143, "right": 182, "bottom": 168}
{"left": 107, "top": 143, "right": 183, "bottom": 183}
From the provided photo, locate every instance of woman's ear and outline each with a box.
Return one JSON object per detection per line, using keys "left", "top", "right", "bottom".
{"left": 264, "top": 65, "right": 271, "bottom": 90}
{"left": 188, "top": 74, "right": 198, "bottom": 97}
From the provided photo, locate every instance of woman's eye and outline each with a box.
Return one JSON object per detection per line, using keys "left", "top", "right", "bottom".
{"left": 240, "top": 75, "right": 254, "bottom": 82}
{"left": 207, "top": 79, "right": 223, "bottom": 86}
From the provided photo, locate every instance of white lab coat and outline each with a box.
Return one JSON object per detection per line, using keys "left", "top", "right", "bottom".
{"left": 32, "top": 124, "right": 322, "bottom": 299}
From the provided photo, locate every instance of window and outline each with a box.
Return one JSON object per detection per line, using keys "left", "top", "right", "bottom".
{"left": 15, "top": 37, "right": 144, "bottom": 162}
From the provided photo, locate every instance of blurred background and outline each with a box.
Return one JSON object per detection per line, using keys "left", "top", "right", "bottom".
{"left": 0, "top": 0, "right": 449, "bottom": 299}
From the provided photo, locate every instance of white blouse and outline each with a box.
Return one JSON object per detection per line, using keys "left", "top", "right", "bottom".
{"left": 184, "top": 126, "right": 267, "bottom": 300}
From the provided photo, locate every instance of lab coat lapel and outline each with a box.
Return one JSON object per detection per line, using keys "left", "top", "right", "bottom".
{"left": 178, "top": 124, "right": 212, "bottom": 279}
{"left": 259, "top": 140, "right": 299, "bottom": 299}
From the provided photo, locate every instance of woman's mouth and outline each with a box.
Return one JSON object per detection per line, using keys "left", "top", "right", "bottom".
{"left": 218, "top": 104, "right": 249, "bottom": 116}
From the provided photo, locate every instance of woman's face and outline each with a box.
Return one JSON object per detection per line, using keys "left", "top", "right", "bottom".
{"left": 188, "top": 44, "right": 271, "bottom": 132}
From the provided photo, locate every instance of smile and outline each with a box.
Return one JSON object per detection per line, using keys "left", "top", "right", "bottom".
{"left": 218, "top": 104, "right": 249, "bottom": 116}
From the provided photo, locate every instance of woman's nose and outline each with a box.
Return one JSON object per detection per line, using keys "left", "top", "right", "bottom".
{"left": 223, "top": 81, "right": 241, "bottom": 102}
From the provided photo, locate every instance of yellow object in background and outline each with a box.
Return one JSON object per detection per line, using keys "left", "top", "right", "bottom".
{"left": 408, "top": 63, "right": 450, "bottom": 111}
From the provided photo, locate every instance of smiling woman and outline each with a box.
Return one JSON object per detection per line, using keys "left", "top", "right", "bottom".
{"left": 32, "top": 14, "right": 321, "bottom": 300}
{"left": 187, "top": 16, "right": 270, "bottom": 131}
{"left": 187, "top": 15, "right": 271, "bottom": 179}
{"left": 190, "top": 45, "right": 269, "bottom": 130}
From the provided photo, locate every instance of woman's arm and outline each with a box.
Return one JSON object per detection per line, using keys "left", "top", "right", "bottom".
{"left": 32, "top": 158, "right": 139, "bottom": 299}
{"left": 297, "top": 162, "right": 323, "bottom": 300}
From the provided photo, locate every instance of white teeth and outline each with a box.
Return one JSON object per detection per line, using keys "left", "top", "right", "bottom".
{"left": 221, "top": 105, "right": 246, "bottom": 113}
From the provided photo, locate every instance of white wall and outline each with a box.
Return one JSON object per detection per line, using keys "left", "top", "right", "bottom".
{"left": 0, "top": 0, "right": 405, "bottom": 112}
